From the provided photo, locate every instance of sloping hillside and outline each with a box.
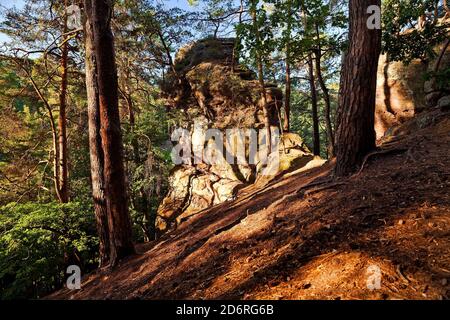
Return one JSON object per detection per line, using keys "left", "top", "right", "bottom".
{"left": 50, "top": 107, "right": 450, "bottom": 300}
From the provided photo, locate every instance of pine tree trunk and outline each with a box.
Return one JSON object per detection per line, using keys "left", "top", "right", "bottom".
{"left": 90, "top": 0, "right": 135, "bottom": 265}
{"left": 314, "top": 48, "right": 334, "bottom": 158}
{"left": 283, "top": 0, "right": 292, "bottom": 133}
{"left": 252, "top": 7, "right": 271, "bottom": 151}
{"left": 58, "top": 0, "right": 69, "bottom": 203}
{"left": 84, "top": 0, "right": 110, "bottom": 267}
{"left": 335, "top": 0, "right": 381, "bottom": 176}
{"left": 284, "top": 59, "right": 291, "bottom": 133}
{"left": 445, "top": 0, "right": 450, "bottom": 19}
{"left": 23, "top": 65, "right": 62, "bottom": 202}
{"left": 307, "top": 55, "right": 321, "bottom": 156}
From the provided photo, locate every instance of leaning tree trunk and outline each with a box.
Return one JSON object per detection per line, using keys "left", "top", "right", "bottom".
{"left": 444, "top": 0, "right": 450, "bottom": 19}
{"left": 58, "top": 0, "right": 69, "bottom": 203}
{"left": 307, "top": 55, "right": 321, "bottom": 156}
{"left": 314, "top": 47, "right": 334, "bottom": 158}
{"left": 84, "top": 0, "right": 110, "bottom": 267}
{"left": 334, "top": 0, "right": 382, "bottom": 176}
{"left": 90, "top": 0, "right": 135, "bottom": 265}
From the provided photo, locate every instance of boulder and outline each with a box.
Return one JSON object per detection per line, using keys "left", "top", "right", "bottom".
{"left": 375, "top": 38, "right": 450, "bottom": 139}
{"left": 425, "top": 91, "right": 443, "bottom": 107}
{"left": 375, "top": 54, "right": 424, "bottom": 140}
{"left": 156, "top": 38, "right": 314, "bottom": 234}
{"left": 438, "top": 95, "right": 450, "bottom": 111}
{"left": 424, "top": 78, "right": 438, "bottom": 94}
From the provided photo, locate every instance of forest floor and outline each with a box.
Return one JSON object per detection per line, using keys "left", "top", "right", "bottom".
{"left": 50, "top": 107, "right": 450, "bottom": 300}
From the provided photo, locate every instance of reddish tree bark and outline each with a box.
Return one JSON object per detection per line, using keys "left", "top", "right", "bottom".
{"left": 334, "top": 0, "right": 382, "bottom": 176}
{"left": 58, "top": 0, "right": 69, "bottom": 203}
{"left": 84, "top": 0, "right": 110, "bottom": 267}
{"left": 89, "top": 0, "right": 135, "bottom": 265}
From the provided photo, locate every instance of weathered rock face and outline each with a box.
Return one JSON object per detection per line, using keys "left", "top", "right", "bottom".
{"left": 375, "top": 40, "right": 450, "bottom": 139}
{"left": 375, "top": 55, "right": 425, "bottom": 140}
{"left": 157, "top": 38, "right": 313, "bottom": 234}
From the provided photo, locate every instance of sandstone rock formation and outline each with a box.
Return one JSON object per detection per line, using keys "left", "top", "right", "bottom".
{"left": 375, "top": 39, "right": 450, "bottom": 139}
{"left": 156, "top": 38, "right": 314, "bottom": 234}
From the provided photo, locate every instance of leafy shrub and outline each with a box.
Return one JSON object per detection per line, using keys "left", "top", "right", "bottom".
{"left": 0, "top": 201, "right": 98, "bottom": 299}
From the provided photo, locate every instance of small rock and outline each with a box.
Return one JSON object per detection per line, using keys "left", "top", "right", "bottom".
{"left": 302, "top": 283, "right": 311, "bottom": 289}
{"left": 428, "top": 222, "right": 436, "bottom": 228}
{"left": 425, "top": 91, "right": 442, "bottom": 107}
{"left": 424, "top": 79, "right": 437, "bottom": 93}
{"left": 441, "top": 278, "right": 448, "bottom": 286}
{"left": 437, "top": 96, "right": 450, "bottom": 109}
{"left": 398, "top": 219, "right": 405, "bottom": 225}
{"left": 421, "top": 212, "right": 431, "bottom": 219}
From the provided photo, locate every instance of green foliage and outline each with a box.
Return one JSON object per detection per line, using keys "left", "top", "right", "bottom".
{"left": 0, "top": 201, "right": 98, "bottom": 299}
{"left": 236, "top": 0, "right": 276, "bottom": 67}
{"left": 382, "top": 0, "right": 449, "bottom": 63}
{"left": 290, "top": 81, "right": 338, "bottom": 156}
{"left": 425, "top": 66, "right": 450, "bottom": 90}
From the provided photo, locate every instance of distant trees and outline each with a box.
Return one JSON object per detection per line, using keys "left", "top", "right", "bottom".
{"left": 334, "top": 0, "right": 382, "bottom": 176}
{"left": 1, "top": 0, "right": 76, "bottom": 202}
{"left": 0, "top": 0, "right": 174, "bottom": 295}
{"left": 300, "top": 2, "right": 321, "bottom": 156}
{"left": 236, "top": 0, "right": 345, "bottom": 158}
{"left": 249, "top": 0, "right": 273, "bottom": 151}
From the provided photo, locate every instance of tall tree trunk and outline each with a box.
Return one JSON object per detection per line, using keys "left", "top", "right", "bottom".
{"left": 335, "top": 0, "right": 381, "bottom": 176}
{"left": 314, "top": 47, "right": 334, "bottom": 158}
{"left": 283, "top": 0, "right": 292, "bottom": 133}
{"left": 90, "top": 0, "right": 135, "bottom": 265}
{"left": 84, "top": 0, "right": 110, "bottom": 267}
{"left": 314, "top": 23, "right": 334, "bottom": 158}
{"left": 58, "top": 0, "right": 69, "bottom": 203}
{"left": 251, "top": 6, "right": 271, "bottom": 151}
{"left": 284, "top": 58, "right": 291, "bottom": 133}
{"left": 121, "top": 65, "right": 140, "bottom": 163}
{"left": 301, "top": 3, "right": 320, "bottom": 156}
{"left": 307, "top": 55, "right": 321, "bottom": 156}
{"left": 232, "top": 0, "right": 245, "bottom": 72}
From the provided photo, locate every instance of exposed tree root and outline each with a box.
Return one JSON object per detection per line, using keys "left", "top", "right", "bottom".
{"left": 354, "top": 147, "right": 408, "bottom": 176}
{"left": 304, "top": 182, "right": 347, "bottom": 197}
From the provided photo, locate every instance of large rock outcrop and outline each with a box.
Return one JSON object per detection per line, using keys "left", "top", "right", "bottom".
{"left": 375, "top": 36, "right": 450, "bottom": 139}
{"left": 156, "top": 38, "right": 314, "bottom": 234}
